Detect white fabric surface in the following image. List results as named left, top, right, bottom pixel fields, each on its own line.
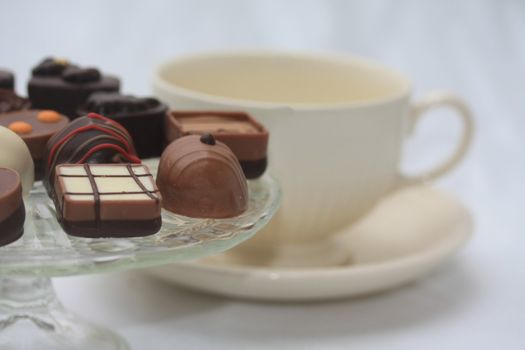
left=1, top=0, right=524, bottom=348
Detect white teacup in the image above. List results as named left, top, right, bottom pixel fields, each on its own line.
left=153, top=51, right=473, bottom=267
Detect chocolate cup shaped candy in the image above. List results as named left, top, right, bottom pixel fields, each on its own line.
left=77, top=92, right=168, bottom=158
left=0, top=168, right=25, bottom=246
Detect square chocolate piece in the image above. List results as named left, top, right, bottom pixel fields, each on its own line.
left=53, top=164, right=162, bottom=238
left=165, top=111, right=269, bottom=179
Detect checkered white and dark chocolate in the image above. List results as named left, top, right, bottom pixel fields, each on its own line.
left=28, top=57, right=120, bottom=118
left=77, top=92, right=168, bottom=158
left=165, top=111, right=269, bottom=179
left=0, top=168, right=25, bottom=246
left=0, top=69, right=14, bottom=91
left=53, top=163, right=161, bottom=238
left=43, top=113, right=141, bottom=196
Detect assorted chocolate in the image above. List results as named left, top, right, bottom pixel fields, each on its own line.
left=52, top=164, right=161, bottom=238
left=157, top=134, right=248, bottom=218
left=77, top=92, right=168, bottom=158
left=0, top=89, right=30, bottom=114
left=165, top=111, right=269, bottom=179
left=43, top=113, right=140, bottom=195
left=28, top=57, right=120, bottom=117
left=0, top=168, right=25, bottom=246
left=0, top=57, right=272, bottom=241
left=0, top=126, right=34, bottom=196
left=0, top=69, right=15, bottom=90
left=0, top=110, right=69, bottom=180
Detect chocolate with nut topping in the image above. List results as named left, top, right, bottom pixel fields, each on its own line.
left=28, top=57, right=120, bottom=118
left=31, top=57, right=71, bottom=76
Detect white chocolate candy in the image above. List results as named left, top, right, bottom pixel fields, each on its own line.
left=54, top=164, right=161, bottom=227
left=0, top=126, right=35, bottom=196
left=58, top=164, right=159, bottom=203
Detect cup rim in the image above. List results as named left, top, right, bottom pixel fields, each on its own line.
left=152, top=50, right=413, bottom=111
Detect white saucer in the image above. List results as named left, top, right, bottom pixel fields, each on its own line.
left=146, top=185, right=473, bottom=301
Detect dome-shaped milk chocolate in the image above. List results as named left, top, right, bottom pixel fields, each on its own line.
left=157, top=135, right=248, bottom=218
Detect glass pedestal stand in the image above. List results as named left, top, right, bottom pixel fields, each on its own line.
left=0, top=167, right=281, bottom=350
left=0, top=277, right=128, bottom=349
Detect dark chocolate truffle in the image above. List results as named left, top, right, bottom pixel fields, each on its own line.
left=43, top=113, right=141, bottom=196
left=165, top=111, right=269, bottom=179
left=31, top=57, right=71, bottom=76
left=0, top=168, right=25, bottom=246
left=0, top=69, right=14, bottom=91
left=77, top=92, right=168, bottom=158
left=53, top=163, right=161, bottom=238
left=157, top=134, right=248, bottom=218
left=0, top=110, right=69, bottom=180
left=0, top=89, right=31, bottom=114
left=28, top=57, right=120, bottom=118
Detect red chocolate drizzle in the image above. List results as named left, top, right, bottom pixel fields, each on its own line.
left=44, top=113, right=141, bottom=196
left=47, top=113, right=140, bottom=167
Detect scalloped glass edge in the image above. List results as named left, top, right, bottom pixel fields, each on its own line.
left=0, top=160, right=281, bottom=277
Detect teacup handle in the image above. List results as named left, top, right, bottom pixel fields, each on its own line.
left=400, top=91, right=474, bottom=185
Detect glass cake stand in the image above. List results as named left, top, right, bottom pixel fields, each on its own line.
left=0, top=159, right=281, bottom=350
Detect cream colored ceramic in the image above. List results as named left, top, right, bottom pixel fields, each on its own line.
left=152, top=51, right=474, bottom=266
left=146, top=185, right=473, bottom=301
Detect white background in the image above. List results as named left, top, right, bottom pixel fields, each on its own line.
left=1, top=0, right=524, bottom=349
